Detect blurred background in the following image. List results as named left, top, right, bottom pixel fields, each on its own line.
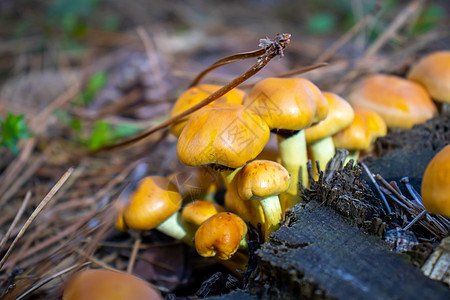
left=0, top=0, right=448, bottom=152
left=0, top=1, right=448, bottom=298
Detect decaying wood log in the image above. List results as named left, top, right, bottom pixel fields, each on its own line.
left=247, top=201, right=450, bottom=299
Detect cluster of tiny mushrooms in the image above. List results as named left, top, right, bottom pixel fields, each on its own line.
left=63, top=34, right=450, bottom=299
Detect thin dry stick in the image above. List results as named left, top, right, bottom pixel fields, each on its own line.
left=0, top=138, right=36, bottom=197
left=0, top=150, right=48, bottom=208
left=15, top=262, right=91, bottom=300
left=0, top=167, right=74, bottom=271
left=0, top=191, right=32, bottom=252
left=127, top=236, right=142, bottom=274
left=75, top=249, right=117, bottom=271
left=136, top=26, right=167, bottom=96
left=363, top=0, right=424, bottom=60
left=32, top=82, right=81, bottom=134
left=4, top=209, right=97, bottom=270
left=334, top=0, right=425, bottom=93
left=95, top=33, right=291, bottom=152
left=359, top=162, right=391, bottom=214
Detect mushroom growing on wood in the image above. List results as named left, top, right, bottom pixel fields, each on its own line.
left=407, top=51, right=450, bottom=113
left=244, top=77, right=328, bottom=211
left=121, top=176, right=194, bottom=244
left=421, top=144, right=450, bottom=218
left=305, top=91, right=354, bottom=176
left=194, top=212, right=248, bottom=260
left=332, top=109, right=387, bottom=164
left=177, top=102, right=270, bottom=228
left=63, top=269, right=163, bottom=300
left=181, top=200, right=224, bottom=227
left=347, top=74, right=437, bottom=129
left=236, top=159, right=289, bottom=238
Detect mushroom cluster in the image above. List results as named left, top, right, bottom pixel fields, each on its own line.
left=110, top=50, right=450, bottom=293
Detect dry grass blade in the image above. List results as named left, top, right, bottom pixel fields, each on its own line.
left=15, top=262, right=90, bottom=300
left=127, top=235, right=141, bottom=274
left=0, top=167, right=74, bottom=271
left=0, top=191, right=32, bottom=252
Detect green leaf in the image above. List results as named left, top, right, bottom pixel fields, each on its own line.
left=73, top=71, right=108, bottom=106
left=409, top=4, right=445, bottom=35
left=88, top=119, right=113, bottom=151
left=0, top=113, right=33, bottom=155
left=307, top=13, right=337, bottom=34
left=112, top=123, right=140, bottom=140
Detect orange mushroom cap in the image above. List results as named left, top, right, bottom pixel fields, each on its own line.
left=181, top=200, right=224, bottom=227
left=177, top=103, right=270, bottom=169
left=194, top=212, right=247, bottom=260
left=407, top=51, right=450, bottom=104
left=332, top=109, right=387, bottom=151
left=347, top=74, right=437, bottom=129
left=169, top=84, right=246, bottom=137
left=305, top=92, right=354, bottom=144
left=123, top=176, right=182, bottom=230
left=63, top=269, right=163, bottom=300
left=245, top=77, right=329, bottom=131
left=236, top=160, right=290, bottom=200
left=421, top=145, right=450, bottom=218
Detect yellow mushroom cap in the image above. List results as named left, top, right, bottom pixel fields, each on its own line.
left=123, top=176, right=181, bottom=230
left=237, top=160, right=290, bottom=200
left=347, top=74, right=437, bottom=129
left=169, top=84, right=246, bottom=137
left=177, top=103, right=270, bottom=169
left=194, top=212, right=247, bottom=260
left=421, top=145, right=450, bottom=218
left=332, top=109, right=387, bottom=151
left=407, top=51, right=450, bottom=104
left=181, top=200, right=224, bottom=227
left=305, top=92, right=354, bottom=144
left=63, top=269, right=163, bottom=300
left=245, top=77, right=329, bottom=131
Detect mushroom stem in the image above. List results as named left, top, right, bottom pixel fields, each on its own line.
left=156, top=212, right=194, bottom=245
left=344, top=150, right=360, bottom=166
left=277, top=130, right=308, bottom=211
left=308, top=137, right=335, bottom=178
left=259, top=195, right=283, bottom=239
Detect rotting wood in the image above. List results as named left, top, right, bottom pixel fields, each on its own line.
left=247, top=201, right=450, bottom=299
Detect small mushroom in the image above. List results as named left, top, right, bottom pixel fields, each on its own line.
left=236, top=160, right=289, bottom=238
left=407, top=51, right=450, bottom=113
left=194, top=212, right=248, bottom=260
left=63, top=269, right=163, bottom=300
left=305, top=92, right=354, bottom=176
left=347, top=74, right=437, bottom=129
left=181, top=200, right=224, bottom=227
left=121, top=176, right=193, bottom=244
left=332, top=109, right=387, bottom=164
left=421, top=144, right=450, bottom=218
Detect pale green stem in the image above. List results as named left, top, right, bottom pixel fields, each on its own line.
left=259, top=195, right=282, bottom=239
left=277, top=130, right=308, bottom=211
left=156, top=212, right=194, bottom=245
left=308, top=137, right=335, bottom=179
left=344, top=150, right=360, bottom=166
